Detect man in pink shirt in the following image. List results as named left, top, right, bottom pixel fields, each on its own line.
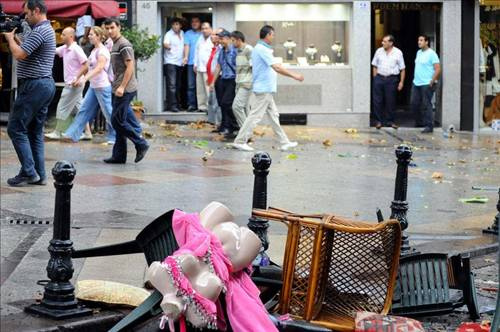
left=45, top=27, right=88, bottom=139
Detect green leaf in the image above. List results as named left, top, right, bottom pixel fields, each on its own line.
left=286, top=154, right=298, bottom=160
left=458, top=196, right=489, bottom=204
left=121, top=26, right=161, bottom=63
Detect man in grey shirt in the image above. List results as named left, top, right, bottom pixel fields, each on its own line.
left=103, top=18, right=149, bottom=164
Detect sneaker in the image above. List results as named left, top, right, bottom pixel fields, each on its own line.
left=421, top=127, right=433, bottom=134
left=80, top=132, right=93, bottom=140
left=280, top=141, right=298, bottom=151
left=232, top=143, right=255, bottom=151
left=7, top=174, right=40, bottom=187
left=30, top=177, right=47, bottom=185
left=45, top=131, right=61, bottom=140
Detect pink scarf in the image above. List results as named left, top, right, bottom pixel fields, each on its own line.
left=171, top=209, right=278, bottom=332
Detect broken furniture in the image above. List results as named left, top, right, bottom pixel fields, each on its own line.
left=391, top=253, right=480, bottom=320
left=253, top=207, right=402, bottom=331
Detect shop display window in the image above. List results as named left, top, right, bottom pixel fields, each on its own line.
left=235, top=4, right=351, bottom=66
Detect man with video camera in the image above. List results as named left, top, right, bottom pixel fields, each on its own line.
left=3, top=0, right=55, bottom=187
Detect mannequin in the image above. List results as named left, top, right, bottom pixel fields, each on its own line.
left=305, top=44, right=318, bottom=62
left=200, top=201, right=261, bottom=271
left=331, top=41, right=343, bottom=63
left=146, top=256, right=222, bottom=328
left=146, top=202, right=262, bottom=329
left=283, top=38, right=297, bottom=61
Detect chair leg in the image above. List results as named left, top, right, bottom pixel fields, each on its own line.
left=461, top=255, right=480, bottom=320
left=109, top=290, right=163, bottom=332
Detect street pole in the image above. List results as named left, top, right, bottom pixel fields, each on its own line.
left=25, top=161, right=92, bottom=319
left=483, top=188, right=499, bottom=236
left=390, top=144, right=414, bottom=256
left=247, top=152, right=272, bottom=266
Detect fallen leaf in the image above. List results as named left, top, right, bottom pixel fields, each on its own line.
left=322, top=139, right=332, bottom=147
left=192, top=140, right=209, bottom=149
left=286, top=154, right=298, bottom=160
left=459, top=196, right=489, bottom=204
left=253, top=129, right=265, bottom=136
left=353, top=211, right=360, bottom=217
left=432, top=172, right=443, bottom=179
left=159, top=146, right=167, bottom=152
left=144, top=131, right=154, bottom=139
left=344, top=128, right=358, bottom=134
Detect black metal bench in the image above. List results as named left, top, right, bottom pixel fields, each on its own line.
left=391, top=252, right=479, bottom=320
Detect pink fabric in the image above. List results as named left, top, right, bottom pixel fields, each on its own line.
left=88, top=45, right=111, bottom=88
left=56, top=42, right=87, bottom=84
left=171, top=209, right=278, bottom=332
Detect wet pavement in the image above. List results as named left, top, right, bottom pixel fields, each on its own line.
left=0, top=122, right=499, bottom=330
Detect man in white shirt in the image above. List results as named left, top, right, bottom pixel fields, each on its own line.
left=371, top=34, right=406, bottom=129
left=163, top=17, right=184, bottom=112
left=193, top=22, right=213, bottom=113
left=45, top=27, right=87, bottom=140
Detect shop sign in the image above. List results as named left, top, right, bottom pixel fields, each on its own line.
left=372, top=3, right=441, bottom=11
left=118, top=2, right=127, bottom=21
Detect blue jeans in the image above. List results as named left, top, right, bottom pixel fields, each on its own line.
left=186, top=64, right=197, bottom=108
left=411, top=84, right=435, bottom=129
left=8, top=77, right=55, bottom=179
left=111, top=91, right=148, bottom=161
left=65, top=86, right=115, bottom=142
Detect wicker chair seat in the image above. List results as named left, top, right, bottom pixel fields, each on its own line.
left=253, top=207, right=402, bottom=331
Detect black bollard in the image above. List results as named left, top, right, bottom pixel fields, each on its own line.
left=247, top=152, right=272, bottom=266
left=390, top=144, right=414, bottom=256
left=483, top=188, right=499, bottom=235
left=25, top=161, right=92, bottom=319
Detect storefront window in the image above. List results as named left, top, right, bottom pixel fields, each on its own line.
left=479, top=3, right=500, bottom=129
left=235, top=4, right=351, bottom=66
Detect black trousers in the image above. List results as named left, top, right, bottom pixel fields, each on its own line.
left=215, top=78, right=238, bottom=132
left=164, top=64, right=181, bottom=111
left=111, top=91, right=148, bottom=162
left=372, top=74, right=399, bottom=125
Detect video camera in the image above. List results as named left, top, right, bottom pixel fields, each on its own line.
left=0, top=4, right=24, bottom=34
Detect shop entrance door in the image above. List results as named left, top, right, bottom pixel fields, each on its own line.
left=161, top=5, right=213, bottom=111
left=371, top=3, right=441, bottom=128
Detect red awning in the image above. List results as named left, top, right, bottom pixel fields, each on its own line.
left=1, top=0, right=119, bottom=19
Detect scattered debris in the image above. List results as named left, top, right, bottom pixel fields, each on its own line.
left=143, top=131, right=154, bottom=139
left=322, top=139, right=333, bottom=147
left=286, top=154, right=298, bottom=160
left=458, top=196, right=489, bottom=204
left=188, top=121, right=206, bottom=130
left=409, top=162, right=418, bottom=167
left=344, top=128, right=357, bottom=134
left=253, top=129, right=265, bottom=137
left=192, top=140, right=209, bottom=149
left=431, top=172, right=443, bottom=180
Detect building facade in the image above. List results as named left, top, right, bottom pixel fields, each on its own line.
left=134, top=0, right=495, bottom=131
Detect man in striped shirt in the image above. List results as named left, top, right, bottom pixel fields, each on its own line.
left=3, top=0, right=56, bottom=186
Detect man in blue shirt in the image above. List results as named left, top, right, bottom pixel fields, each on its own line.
left=3, top=0, right=56, bottom=186
left=183, top=16, right=201, bottom=112
left=411, top=35, right=441, bottom=133
left=210, top=29, right=239, bottom=139
left=232, top=25, right=304, bottom=152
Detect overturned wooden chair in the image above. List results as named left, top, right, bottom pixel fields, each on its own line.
left=253, top=207, right=402, bottom=331
left=391, top=252, right=480, bottom=320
